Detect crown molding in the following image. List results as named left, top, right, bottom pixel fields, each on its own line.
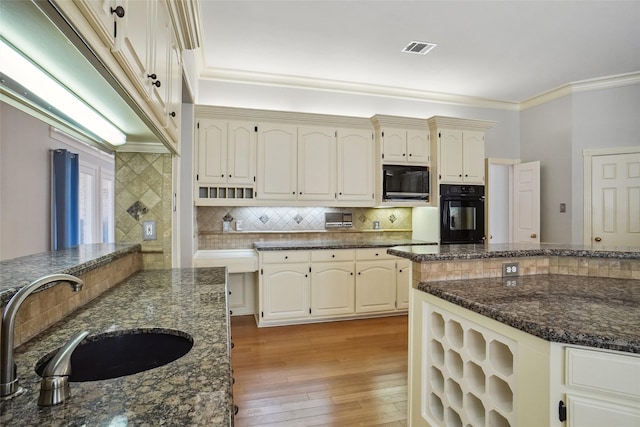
left=519, top=72, right=640, bottom=111
left=198, top=67, right=521, bottom=111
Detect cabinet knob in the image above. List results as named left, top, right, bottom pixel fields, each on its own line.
left=402, top=153, right=406, bottom=157
left=399, top=269, right=403, bottom=273
left=409, top=153, right=412, bottom=157
left=350, top=272, right=353, bottom=276
left=332, top=254, right=335, bottom=258
left=110, top=6, right=125, bottom=17
left=285, top=256, right=288, bottom=259
left=147, top=73, right=157, bottom=80
left=459, top=174, right=462, bottom=177
left=170, top=112, right=176, bottom=117
left=530, top=233, right=537, bottom=238
left=152, top=80, right=161, bottom=87
left=358, top=272, right=361, bottom=275
left=594, top=236, right=602, bottom=242
left=465, top=174, right=468, bottom=177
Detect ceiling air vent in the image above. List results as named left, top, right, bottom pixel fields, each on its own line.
left=402, top=41, right=437, bottom=55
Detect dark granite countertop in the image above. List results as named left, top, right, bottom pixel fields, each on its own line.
left=388, top=242, right=640, bottom=261
left=0, top=267, right=232, bottom=426
left=254, top=238, right=436, bottom=251
left=0, top=244, right=140, bottom=304
left=418, top=274, right=640, bottom=353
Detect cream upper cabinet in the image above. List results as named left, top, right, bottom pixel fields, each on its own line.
left=147, top=0, right=171, bottom=127
left=337, top=128, right=374, bottom=201
left=438, top=129, right=485, bottom=184
left=379, top=127, right=430, bottom=165
left=257, top=123, right=298, bottom=200
left=165, top=31, right=182, bottom=141
left=227, top=121, right=257, bottom=185
left=115, top=0, right=151, bottom=97
left=75, top=0, right=119, bottom=48
left=297, top=126, right=336, bottom=201
left=197, top=119, right=227, bottom=185
left=196, top=119, right=257, bottom=186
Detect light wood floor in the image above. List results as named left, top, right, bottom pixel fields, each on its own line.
left=230, top=315, right=409, bottom=427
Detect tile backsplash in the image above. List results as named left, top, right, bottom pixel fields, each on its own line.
left=197, top=206, right=412, bottom=232
left=197, top=206, right=413, bottom=250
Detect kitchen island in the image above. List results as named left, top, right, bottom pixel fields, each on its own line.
left=0, top=268, right=233, bottom=426
left=389, top=243, right=640, bottom=427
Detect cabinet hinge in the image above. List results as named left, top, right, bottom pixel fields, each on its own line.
left=309, top=308, right=312, bottom=314
left=309, top=266, right=311, bottom=273
left=113, top=21, right=117, bottom=38
left=335, top=131, right=337, bottom=137
left=439, top=174, right=441, bottom=179
left=382, top=131, right=384, bottom=137
left=261, top=311, right=264, bottom=318
left=254, top=126, right=258, bottom=132
left=253, top=176, right=256, bottom=182
left=196, top=174, right=199, bottom=181
left=558, top=401, right=566, bottom=422
left=197, top=122, right=200, bottom=129
left=382, top=153, right=385, bottom=159
left=260, top=268, right=263, bottom=275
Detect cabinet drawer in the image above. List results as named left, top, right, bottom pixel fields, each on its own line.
left=566, top=348, right=640, bottom=399
left=261, top=250, right=309, bottom=264
left=355, top=247, right=396, bottom=261
left=311, top=249, right=355, bottom=263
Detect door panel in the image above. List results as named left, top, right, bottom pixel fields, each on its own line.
left=513, top=161, right=540, bottom=243
left=591, top=153, right=640, bottom=246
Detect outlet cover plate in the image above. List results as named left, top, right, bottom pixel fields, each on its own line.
left=503, top=262, right=520, bottom=277
left=143, top=220, right=156, bottom=240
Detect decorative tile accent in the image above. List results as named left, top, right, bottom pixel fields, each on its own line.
left=259, top=215, right=269, bottom=224
left=359, top=214, right=367, bottom=223
left=389, top=214, right=397, bottom=223
left=294, top=214, right=304, bottom=224
left=127, top=201, right=148, bottom=220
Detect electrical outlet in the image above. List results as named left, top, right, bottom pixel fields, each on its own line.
left=502, top=262, right=520, bottom=277
left=143, top=220, right=156, bottom=240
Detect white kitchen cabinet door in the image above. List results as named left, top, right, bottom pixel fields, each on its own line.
left=261, top=264, right=310, bottom=321
left=439, top=129, right=464, bottom=182
left=257, top=123, right=298, bottom=200
left=75, top=0, right=118, bottom=48
left=396, top=259, right=411, bottom=310
left=297, top=127, right=336, bottom=200
left=407, top=129, right=430, bottom=165
left=147, top=0, right=170, bottom=127
left=227, top=121, right=256, bottom=185
left=165, top=31, right=182, bottom=142
left=355, top=260, right=396, bottom=313
left=116, top=0, right=152, bottom=98
left=311, top=262, right=355, bottom=316
left=462, top=131, right=485, bottom=184
left=337, top=128, right=374, bottom=202
left=381, top=128, right=407, bottom=163
left=196, top=119, right=227, bottom=185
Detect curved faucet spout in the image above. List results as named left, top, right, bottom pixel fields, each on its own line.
left=0, top=273, right=84, bottom=399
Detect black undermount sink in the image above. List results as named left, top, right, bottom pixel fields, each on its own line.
left=35, top=329, right=194, bottom=382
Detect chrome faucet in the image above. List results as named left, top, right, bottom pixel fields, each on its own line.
left=38, top=330, right=89, bottom=406
left=0, top=274, right=83, bottom=400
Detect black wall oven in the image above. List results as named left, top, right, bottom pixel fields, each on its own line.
left=440, top=184, right=485, bottom=244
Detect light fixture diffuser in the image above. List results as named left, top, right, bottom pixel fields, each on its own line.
left=0, top=40, right=126, bottom=146
left=402, top=41, right=437, bottom=55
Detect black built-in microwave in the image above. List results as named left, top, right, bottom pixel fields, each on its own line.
left=382, top=165, right=430, bottom=201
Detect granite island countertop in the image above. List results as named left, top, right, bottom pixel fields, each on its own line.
left=254, top=238, right=436, bottom=251
left=0, top=268, right=233, bottom=426
left=388, top=242, right=640, bottom=260
left=418, top=274, right=640, bottom=354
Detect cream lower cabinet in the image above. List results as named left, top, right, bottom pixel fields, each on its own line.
left=355, top=248, right=398, bottom=313
left=259, top=251, right=310, bottom=322
left=554, top=345, right=640, bottom=427
left=396, top=258, right=411, bottom=310
left=311, top=262, right=355, bottom=316
left=228, top=273, right=256, bottom=316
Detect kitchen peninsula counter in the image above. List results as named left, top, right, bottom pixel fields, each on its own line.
left=0, top=268, right=232, bottom=426
left=0, top=243, right=140, bottom=304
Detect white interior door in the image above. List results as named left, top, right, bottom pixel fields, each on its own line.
left=513, top=161, right=540, bottom=243
left=591, top=153, right=640, bottom=247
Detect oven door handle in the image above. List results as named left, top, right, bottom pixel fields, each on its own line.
left=442, top=202, right=450, bottom=229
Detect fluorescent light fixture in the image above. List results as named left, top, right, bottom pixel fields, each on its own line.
left=0, top=40, right=126, bottom=146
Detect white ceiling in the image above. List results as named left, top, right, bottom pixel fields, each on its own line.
left=198, top=0, right=640, bottom=104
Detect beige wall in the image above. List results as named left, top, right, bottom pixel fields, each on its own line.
left=115, top=152, right=172, bottom=269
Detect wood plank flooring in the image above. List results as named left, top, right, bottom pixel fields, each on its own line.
left=230, top=315, right=409, bottom=427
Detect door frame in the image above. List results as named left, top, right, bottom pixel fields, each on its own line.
left=485, top=158, right=520, bottom=243
left=582, top=146, right=640, bottom=246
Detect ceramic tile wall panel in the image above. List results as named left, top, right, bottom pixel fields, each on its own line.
left=115, top=153, right=172, bottom=269
left=417, top=256, right=639, bottom=283
left=13, top=252, right=142, bottom=346
left=197, top=206, right=411, bottom=232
